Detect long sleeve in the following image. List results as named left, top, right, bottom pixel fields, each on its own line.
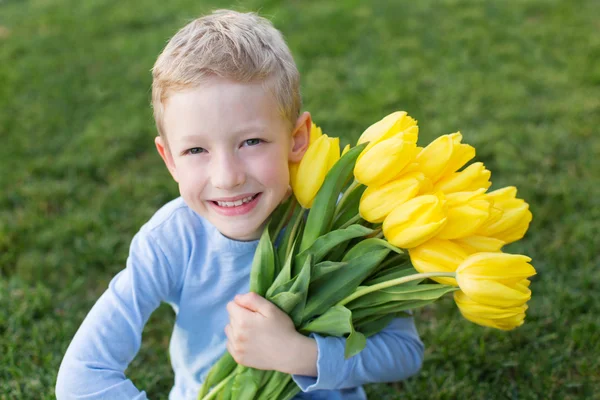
left=291, top=317, right=424, bottom=392
left=56, top=231, right=180, bottom=400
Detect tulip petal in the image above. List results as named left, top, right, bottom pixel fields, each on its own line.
left=354, top=138, right=417, bottom=186
left=409, top=239, right=468, bottom=285
left=457, top=277, right=531, bottom=308
left=457, top=252, right=536, bottom=280
left=386, top=219, right=447, bottom=249
left=453, top=235, right=505, bottom=253
left=359, top=174, right=422, bottom=223
left=293, top=134, right=340, bottom=208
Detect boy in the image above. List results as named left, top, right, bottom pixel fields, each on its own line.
left=56, top=10, right=424, bottom=400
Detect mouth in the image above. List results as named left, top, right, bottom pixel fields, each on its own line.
left=208, top=193, right=262, bottom=216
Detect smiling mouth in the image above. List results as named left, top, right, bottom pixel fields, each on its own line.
left=211, top=193, right=260, bottom=208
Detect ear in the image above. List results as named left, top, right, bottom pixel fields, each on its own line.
left=155, top=136, right=179, bottom=183
left=289, top=111, right=311, bottom=163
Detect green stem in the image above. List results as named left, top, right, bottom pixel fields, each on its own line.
left=284, top=207, right=305, bottom=261
left=337, top=272, right=457, bottom=306
left=334, top=179, right=361, bottom=218
left=338, top=213, right=362, bottom=230
left=200, top=371, right=236, bottom=400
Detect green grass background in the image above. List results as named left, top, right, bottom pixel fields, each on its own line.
left=1, top=0, right=599, bottom=398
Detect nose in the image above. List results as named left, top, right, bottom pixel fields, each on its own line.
left=210, top=151, right=246, bottom=190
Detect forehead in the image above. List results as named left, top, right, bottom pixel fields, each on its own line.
left=162, top=78, right=289, bottom=141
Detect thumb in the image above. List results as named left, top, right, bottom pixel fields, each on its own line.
left=234, top=292, right=273, bottom=316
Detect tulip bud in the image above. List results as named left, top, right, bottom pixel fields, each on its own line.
left=290, top=134, right=340, bottom=208
left=359, top=172, right=425, bottom=223
left=437, top=189, right=492, bottom=240
left=354, top=137, right=417, bottom=186
left=408, top=238, right=469, bottom=285
left=454, top=290, right=528, bottom=330
left=477, top=186, right=532, bottom=244
left=357, top=111, right=419, bottom=154
left=433, top=162, right=492, bottom=194
left=382, top=193, right=447, bottom=249
left=455, top=252, right=536, bottom=308
left=416, top=132, right=475, bottom=183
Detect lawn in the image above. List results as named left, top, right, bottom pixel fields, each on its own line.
left=1, top=0, right=599, bottom=398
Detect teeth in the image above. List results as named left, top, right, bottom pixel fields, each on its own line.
left=216, top=195, right=256, bottom=207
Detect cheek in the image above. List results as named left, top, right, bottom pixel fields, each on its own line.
left=250, top=152, right=290, bottom=188
left=174, top=162, right=207, bottom=192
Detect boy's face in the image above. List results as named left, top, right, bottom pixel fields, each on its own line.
left=156, top=78, right=309, bottom=241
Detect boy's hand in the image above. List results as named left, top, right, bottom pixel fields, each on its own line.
left=225, top=292, right=317, bottom=376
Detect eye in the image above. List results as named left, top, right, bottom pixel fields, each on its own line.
left=243, top=138, right=263, bottom=147
left=186, top=147, right=206, bottom=155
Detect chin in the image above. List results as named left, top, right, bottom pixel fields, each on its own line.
left=216, top=222, right=263, bottom=241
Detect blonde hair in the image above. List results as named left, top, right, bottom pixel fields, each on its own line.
left=151, top=10, right=301, bottom=138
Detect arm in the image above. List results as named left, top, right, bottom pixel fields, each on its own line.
left=55, top=232, right=179, bottom=400
left=291, top=316, right=424, bottom=391
left=224, top=293, right=423, bottom=390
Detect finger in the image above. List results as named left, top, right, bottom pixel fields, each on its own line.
left=226, top=339, right=236, bottom=359
left=227, top=301, right=255, bottom=323
left=234, top=292, right=275, bottom=317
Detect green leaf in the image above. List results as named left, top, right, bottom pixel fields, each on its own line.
left=354, top=314, right=397, bottom=337
left=198, top=351, right=237, bottom=399
left=331, top=183, right=367, bottom=231
left=342, top=237, right=403, bottom=261
left=364, top=266, right=421, bottom=286
left=352, top=299, right=442, bottom=320
left=345, top=329, right=367, bottom=359
left=300, top=143, right=368, bottom=253
left=295, top=224, right=373, bottom=267
left=347, top=284, right=458, bottom=310
left=289, top=254, right=312, bottom=326
left=216, top=375, right=233, bottom=400
left=269, top=291, right=303, bottom=314
left=276, top=204, right=305, bottom=265
left=268, top=196, right=296, bottom=241
left=249, top=228, right=275, bottom=297
left=302, top=247, right=390, bottom=321
left=255, top=371, right=291, bottom=400
left=265, top=239, right=296, bottom=298
left=366, top=253, right=410, bottom=280
left=231, top=366, right=263, bottom=400
left=310, top=260, right=348, bottom=283
left=301, top=305, right=353, bottom=336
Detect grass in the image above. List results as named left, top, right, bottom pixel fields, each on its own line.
left=1, top=0, right=599, bottom=398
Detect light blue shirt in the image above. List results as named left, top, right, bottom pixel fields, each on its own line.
left=56, top=197, right=424, bottom=400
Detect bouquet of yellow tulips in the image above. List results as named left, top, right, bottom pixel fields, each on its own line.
left=198, top=111, right=535, bottom=400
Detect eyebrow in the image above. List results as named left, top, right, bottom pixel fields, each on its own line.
left=180, top=127, right=267, bottom=142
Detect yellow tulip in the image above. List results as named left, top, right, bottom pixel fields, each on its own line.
left=382, top=193, right=447, bottom=249
left=455, top=252, right=536, bottom=308
left=433, top=162, right=491, bottom=194
left=437, top=189, right=492, bottom=240
left=453, top=235, right=505, bottom=253
left=408, top=238, right=469, bottom=285
left=359, top=172, right=425, bottom=223
left=477, top=186, right=532, bottom=244
left=354, top=137, right=418, bottom=186
left=454, top=290, right=527, bottom=330
left=416, top=132, right=475, bottom=183
left=357, top=111, right=419, bottom=155
left=290, top=134, right=340, bottom=208
left=309, top=122, right=323, bottom=145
